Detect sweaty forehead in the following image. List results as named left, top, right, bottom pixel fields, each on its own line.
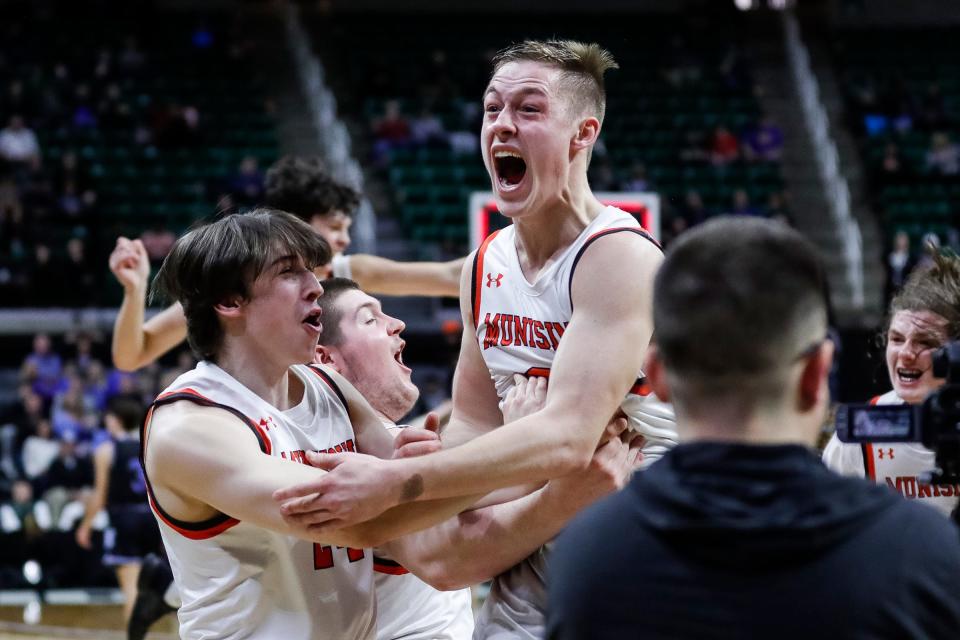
left=487, top=61, right=562, bottom=96
left=340, top=289, right=380, bottom=317
left=890, top=309, right=949, bottom=337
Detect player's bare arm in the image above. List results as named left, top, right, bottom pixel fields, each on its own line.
left=275, top=233, right=662, bottom=526
left=146, top=401, right=479, bottom=549
left=75, top=440, right=114, bottom=550
left=382, top=425, right=641, bottom=591
left=349, top=255, right=465, bottom=298
left=109, top=237, right=187, bottom=371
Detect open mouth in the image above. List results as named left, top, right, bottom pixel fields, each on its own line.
left=303, top=308, right=323, bottom=332
left=494, top=151, right=527, bottom=189
left=394, top=341, right=410, bottom=371
left=897, top=368, right=922, bottom=383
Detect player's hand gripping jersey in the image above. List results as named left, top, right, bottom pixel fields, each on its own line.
left=472, top=206, right=677, bottom=463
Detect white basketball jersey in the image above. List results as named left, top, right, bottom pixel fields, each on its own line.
left=470, top=207, right=677, bottom=639
left=471, top=205, right=677, bottom=461
left=374, top=424, right=474, bottom=640
left=142, top=361, right=376, bottom=640
left=822, top=390, right=959, bottom=517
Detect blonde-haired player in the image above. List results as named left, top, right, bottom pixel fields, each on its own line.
left=275, top=40, right=676, bottom=639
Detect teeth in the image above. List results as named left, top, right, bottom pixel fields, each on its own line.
left=494, top=151, right=523, bottom=159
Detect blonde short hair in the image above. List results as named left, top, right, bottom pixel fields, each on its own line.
left=492, top=39, right=619, bottom=124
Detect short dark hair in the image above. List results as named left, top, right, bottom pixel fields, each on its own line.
left=654, top=217, right=828, bottom=410
left=317, top=277, right=362, bottom=347
left=153, top=209, right=331, bottom=362
left=888, top=247, right=960, bottom=341
left=106, top=397, right=144, bottom=433
left=264, top=156, right=360, bottom=221
left=492, top=40, right=618, bottom=125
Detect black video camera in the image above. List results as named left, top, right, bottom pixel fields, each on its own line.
left=834, top=342, right=960, bottom=486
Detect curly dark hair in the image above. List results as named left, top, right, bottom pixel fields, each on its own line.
left=264, top=156, right=361, bottom=221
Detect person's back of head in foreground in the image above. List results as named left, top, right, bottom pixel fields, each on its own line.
left=547, top=216, right=960, bottom=640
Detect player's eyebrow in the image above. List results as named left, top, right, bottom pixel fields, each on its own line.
left=483, top=86, right=548, bottom=101
left=354, top=301, right=382, bottom=318
left=268, top=254, right=298, bottom=269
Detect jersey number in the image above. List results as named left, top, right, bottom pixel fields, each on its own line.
left=313, top=544, right=365, bottom=570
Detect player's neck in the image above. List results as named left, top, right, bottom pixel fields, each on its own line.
left=513, top=186, right=605, bottom=274
left=680, top=410, right=820, bottom=448
left=216, top=344, right=302, bottom=410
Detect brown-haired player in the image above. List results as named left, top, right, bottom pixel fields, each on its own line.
left=274, top=40, right=676, bottom=638
left=140, top=209, right=479, bottom=639
left=108, top=156, right=464, bottom=372
left=823, top=246, right=960, bottom=516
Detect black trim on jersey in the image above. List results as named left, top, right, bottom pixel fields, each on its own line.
left=860, top=443, right=872, bottom=478
left=470, top=247, right=481, bottom=325
left=306, top=365, right=349, bottom=413
left=567, top=228, right=663, bottom=311
left=372, top=555, right=405, bottom=568
left=139, top=391, right=269, bottom=533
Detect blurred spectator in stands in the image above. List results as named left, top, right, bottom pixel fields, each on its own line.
left=917, top=83, right=947, bottom=131
left=765, top=191, right=792, bottom=226
left=140, top=224, right=177, bottom=268
left=227, top=155, right=265, bottom=208
left=153, top=103, right=202, bottom=149
left=118, top=36, right=145, bottom=72
left=662, top=215, right=689, bottom=248
left=72, top=84, right=98, bottom=130
left=925, top=132, right=960, bottom=176
left=915, top=232, right=942, bottom=273
left=678, top=190, right=710, bottom=226
left=51, top=370, right=93, bottom=442
left=0, top=480, right=52, bottom=534
left=663, top=36, right=702, bottom=88
left=879, top=76, right=915, bottom=134
left=21, top=419, right=59, bottom=483
left=623, top=163, right=652, bottom=192
left=36, top=433, right=92, bottom=497
left=84, top=362, right=112, bottom=412
left=22, top=334, right=62, bottom=401
left=709, top=126, right=739, bottom=166
left=372, top=99, right=411, bottom=162
left=25, top=244, right=60, bottom=307
left=679, top=129, right=709, bottom=163
left=885, top=230, right=915, bottom=302
left=63, top=237, right=97, bottom=306
left=410, top=106, right=447, bottom=149
left=588, top=158, right=619, bottom=191
left=2, top=81, right=32, bottom=118
left=743, top=117, right=783, bottom=162
left=718, top=44, right=751, bottom=93
left=724, top=189, right=761, bottom=217
left=876, top=142, right=906, bottom=184
left=0, top=115, right=40, bottom=170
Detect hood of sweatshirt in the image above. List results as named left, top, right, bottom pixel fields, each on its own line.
left=633, top=442, right=897, bottom=570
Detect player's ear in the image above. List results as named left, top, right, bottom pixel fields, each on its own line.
left=314, top=345, right=343, bottom=373
left=797, top=339, right=834, bottom=412
left=571, top=115, right=601, bottom=153
left=214, top=295, right=245, bottom=319
left=643, top=344, right=671, bottom=402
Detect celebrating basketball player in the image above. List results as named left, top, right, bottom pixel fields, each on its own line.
left=275, top=40, right=677, bottom=638
left=109, top=156, right=463, bottom=372
left=313, top=278, right=641, bottom=639
left=141, top=209, right=479, bottom=639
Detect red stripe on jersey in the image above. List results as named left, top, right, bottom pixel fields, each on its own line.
left=147, top=492, right=240, bottom=540
left=630, top=380, right=652, bottom=396
left=863, top=444, right=877, bottom=481
left=869, top=395, right=882, bottom=406
left=373, top=557, right=410, bottom=575
left=472, top=229, right=502, bottom=329
left=525, top=367, right=551, bottom=378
